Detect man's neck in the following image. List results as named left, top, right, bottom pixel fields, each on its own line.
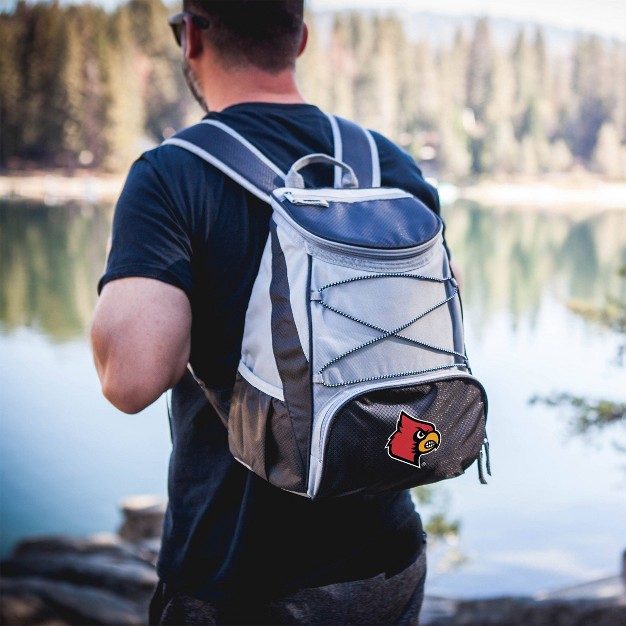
left=201, top=61, right=307, bottom=113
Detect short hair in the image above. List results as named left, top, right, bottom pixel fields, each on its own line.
left=183, top=0, right=305, bottom=73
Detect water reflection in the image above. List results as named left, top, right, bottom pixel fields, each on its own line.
left=442, top=202, right=626, bottom=335
left=3, top=200, right=624, bottom=342
left=0, top=200, right=113, bottom=340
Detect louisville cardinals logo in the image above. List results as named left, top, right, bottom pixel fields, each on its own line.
left=386, top=412, right=441, bottom=468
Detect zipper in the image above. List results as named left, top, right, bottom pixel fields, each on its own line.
left=316, top=392, right=355, bottom=458
left=283, top=191, right=329, bottom=208
left=280, top=187, right=413, bottom=204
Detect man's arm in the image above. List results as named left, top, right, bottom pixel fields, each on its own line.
left=90, top=277, right=192, bottom=414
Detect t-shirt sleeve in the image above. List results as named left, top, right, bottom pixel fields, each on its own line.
left=372, top=131, right=451, bottom=258
left=98, top=152, right=195, bottom=298
left=372, top=131, right=441, bottom=216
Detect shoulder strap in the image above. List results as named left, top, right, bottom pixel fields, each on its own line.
left=163, top=120, right=285, bottom=203
left=327, top=114, right=381, bottom=188
left=163, top=115, right=381, bottom=198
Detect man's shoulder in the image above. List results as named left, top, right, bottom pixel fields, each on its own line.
left=130, top=138, right=228, bottom=203
left=365, top=129, right=439, bottom=212
left=140, top=138, right=213, bottom=173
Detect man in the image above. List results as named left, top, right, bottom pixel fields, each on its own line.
left=91, top=1, right=442, bottom=623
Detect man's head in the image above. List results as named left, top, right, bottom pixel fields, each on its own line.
left=180, top=0, right=305, bottom=73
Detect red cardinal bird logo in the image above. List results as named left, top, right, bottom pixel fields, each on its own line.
left=387, top=412, right=441, bottom=468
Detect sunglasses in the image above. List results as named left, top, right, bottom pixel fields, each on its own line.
left=168, top=12, right=210, bottom=47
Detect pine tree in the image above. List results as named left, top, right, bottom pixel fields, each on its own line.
left=102, top=4, right=145, bottom=171
left=350, top=12, right=378, bottom=126
left=592, top=122, right=625, bottom=178
left=127, top=0, right=190, bottom=141
left=570, top=35, right=610, bottom=162
left=410, top=39, right=439, bottom=132
left=58, top=8, right=86, bottom=169
left=0, top=8, right=25, bottom=168
left=296, top=11, right=332, bottom=111
left=466, top=18, right=495, bottom=173
left=482, top=45, right=517, bottom=174
left=608, top=42, right=626, bottom=145
left=550, top=139, right=574, bottom=173
left=369, top=15, right=405, bottom=138
left=466, top=17, right=494, bottom=124
left=436, top=111, right=472, bottom=180
left=328, top=13, right=356, bottom=119
left=432, top=28, right=471, bottom=180
left=74, top=4, right=110, bottom=168
left=21, top=1, right=69, bottom=164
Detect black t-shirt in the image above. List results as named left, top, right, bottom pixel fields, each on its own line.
left=100, top=103, right=440, bottom=604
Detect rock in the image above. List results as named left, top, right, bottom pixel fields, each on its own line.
left=422, top=596, right=626, bottom=626
left=0, top=586, right=72, bottom=626
left=419, top=595, right=459, bottom=625
left=0, top=577, right=146, bottom=625
left=11, top=533, right=154, bottom=565
left=118, top=495, right=167, bottom=542
left=6, top=533, right=160, bottom=592
left=3, top=496, right=620, bottom=626
left=2, top=551, right=157, bottom=602
left=0, top=498, right=167, bottom=626
left=0, top=532, right=158, bottom=625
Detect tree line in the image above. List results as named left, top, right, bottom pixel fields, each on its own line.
left=0, top=0, right=192, bottom=173
left=1, top=0, right=626, bottom=181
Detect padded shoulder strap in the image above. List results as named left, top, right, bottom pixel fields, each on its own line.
left=163, top=119, right=285, bottom=203
left=327, top=114, right=381, bottom=188
left=163, top=116, right=381, bottom=196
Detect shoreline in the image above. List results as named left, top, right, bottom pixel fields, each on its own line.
left=1, top=497, right=624, bottom=625
left=0, top=172, right=126, bottom=204
left=451, top=180, right=626, bottom=211
left=1, top=171, right=626, bottom=210
left=2, top=533, right=624, bottom=626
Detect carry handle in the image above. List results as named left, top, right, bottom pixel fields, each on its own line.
left=285, top=153, right=359, bottom=189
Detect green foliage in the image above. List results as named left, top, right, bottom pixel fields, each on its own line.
left=530, top=267, right=625, bottom=447
left=424, top=513, right=461, bottom=539
left=1, top=2, right=626, bottom=178
left=567, top=272, right=626, bottom=366
left=0, top=0, right=196, bottom=173
left=413, top=486, right=461, bottom=541
left=0, top=12, right=24, bottom=167
left=568, top=296, right=626, bottom=336
left=530, top=393, right=626, bottom=435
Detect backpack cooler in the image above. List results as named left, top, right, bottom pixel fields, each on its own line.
left=164, top=115, right=489, bottom=500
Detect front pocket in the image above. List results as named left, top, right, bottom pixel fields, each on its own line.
left=314, top=377, right=487, bottom=499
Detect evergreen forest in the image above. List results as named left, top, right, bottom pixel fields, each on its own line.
left=1, top=0, right=626, bottom=181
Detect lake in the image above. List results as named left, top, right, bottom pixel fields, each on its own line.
left=1, top=196, right=625, bottom=600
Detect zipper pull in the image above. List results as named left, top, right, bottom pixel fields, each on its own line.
left=283, top=191, right=329, bottom=208
left=477, top=437, right=492, bottom=485
left=484, top=437, right=492, bottom=477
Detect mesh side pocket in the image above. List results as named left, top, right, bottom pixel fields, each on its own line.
left=315, top=378, right=486, bottom=499
left=228, top=373, right=308, bottom=494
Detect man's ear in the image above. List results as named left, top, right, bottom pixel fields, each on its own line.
left=296, top=23, right=308, bottom=58
left=183, top=17, right=204, bottom=60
